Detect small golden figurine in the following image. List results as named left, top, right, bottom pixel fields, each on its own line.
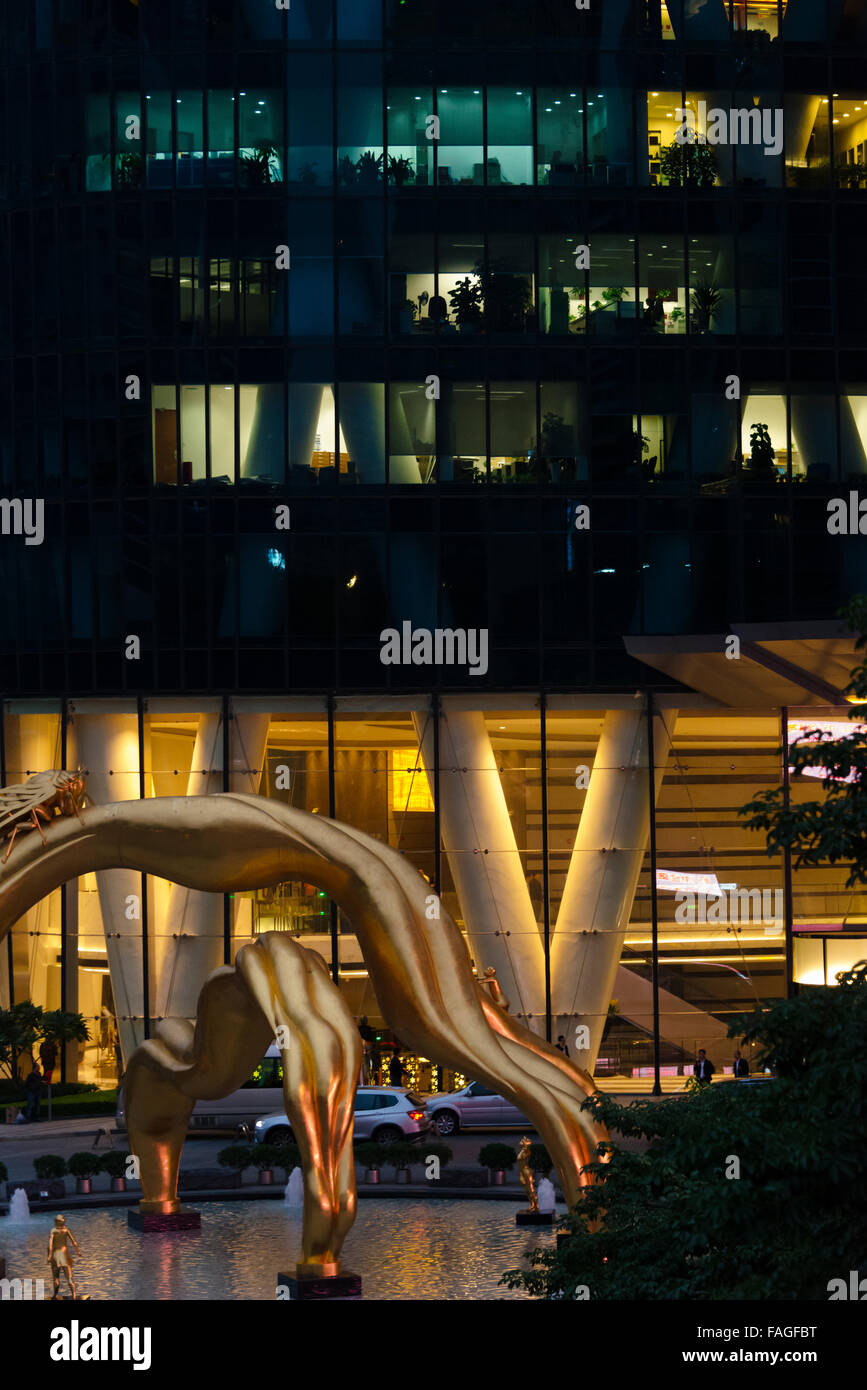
left=517, top=1135, right=539, bottom=1213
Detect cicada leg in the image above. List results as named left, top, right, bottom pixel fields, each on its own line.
left=31, top=806, right=50, bottom=846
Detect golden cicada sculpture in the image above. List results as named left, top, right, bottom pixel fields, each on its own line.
left=0, top=770, right=88, bottom=863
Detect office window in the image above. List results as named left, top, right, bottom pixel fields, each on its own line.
left=437, top=87, right=483, bottom=186
left=387, top=87, right=433, bottom=187
left=207, top=88, right=235, bottom=186
left=287, top=54, right=333, bottom=188
left=440, top=383, right=486, bottom=482
left=388, top=234, right=436, bottom=335
left=790, top=395, right=837, bottom=481
left=438, top=233, right=485, bottom=334
left=588, top=236, right=636, bottom=337
left=740, top=392, right=788, bottom=477
left=539, top=234, right=585, bottom=336
left=688, top=234, right=735, bottom=335
left=389, top=382, right=437, bottom=484
left=175, top=90, right=204, bottom=188
left=843, top=393, right=867, bottom=481
left=339, top=383, right=385, bottom=484
left=338, top=202, right=384, bottom=337
left=738, top=209, right=782, bottom=334
left=586, top=89, right=634, bottom=187
left=114, top=90, right=143, bottom=190
left=537, top=89, right=584, bottom=186
left=145, top=92, right=173, bottom=189
left=540, top=380, right=586, bottom=483
left=337, top=55, right=384, bottom=186
left=483, top=235, right=535, bottom=336
left=239, top=90, right=283, bottom=186
left=486, top=88, right=533, bottom=187
left=831, top=94, right=867, bottom=190
left=638, top=235, right=686, bottom=336
left=490, top=381, right=536, bottom=484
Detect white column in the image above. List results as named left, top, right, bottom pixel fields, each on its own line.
left=551, top=707, right=676, bottom=1070
left=155, top=712, right=271, bottom=1020
left=69, top=712, right=146, bottom=1061
left=413, top=709, right=546, bottom=1026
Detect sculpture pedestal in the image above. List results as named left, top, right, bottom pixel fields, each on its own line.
left=516, top=1211, right=555, bottom=1226
left=277, top=1269, right=362, bottom=1300
left=128, top=1207, right=201, bottom=1233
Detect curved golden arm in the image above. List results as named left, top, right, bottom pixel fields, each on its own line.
left=0, top=793, right=607, bottom=1217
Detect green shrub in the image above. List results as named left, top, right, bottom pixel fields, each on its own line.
left=479, top=1142, right=517, bottom=1172
left=355, top=1142, right=385, bottom=1171
left=527, top=1144, right=553, bottom=1176
left=217, top=1144, right=252, bottom=1173
left=425, top=1142, right=453, bottom=1170
left=385, top=1141, right=415, bottom=1173
left=33, top=1154, right=66, bottom=1180
left=272, top=1143, right=301, bottom=1177
left=99, top=1150, right=129, bottom=1179
left=67, top=1151, right=102, bottom=1179
left=250, top=1144, right=279, bottom=1171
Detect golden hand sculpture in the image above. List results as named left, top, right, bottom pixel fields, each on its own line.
left=0, top=792, right=608, bottom=1274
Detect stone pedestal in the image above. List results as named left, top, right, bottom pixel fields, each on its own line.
left=128, top=1207, right=201, bottom=1233
left=277, top=1269, right=362, bottom=1300
left=516, top=1210, right=555, bottom=1226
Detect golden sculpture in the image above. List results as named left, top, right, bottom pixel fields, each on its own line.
left=517, top=1136, right=539, bottom=1213
left=0, top=770, right=87, bottom=862
left=0, top=791, right=608, bottom=1277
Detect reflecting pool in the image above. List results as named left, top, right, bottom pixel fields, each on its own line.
left=1, top=1200, right=551, bottom=1300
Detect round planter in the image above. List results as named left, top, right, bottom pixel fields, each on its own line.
left=110, top=1177, right=127, bottom=1193
left=365, top=1168, right=380, bottom=1185
left=258, top=1169, right=274, bottom=1186
left=395, top=1169, right=411, bottom=1185
left=491, top=1170, right=505, bottom=1186
left=75, top=1178, right=93, bottom=1195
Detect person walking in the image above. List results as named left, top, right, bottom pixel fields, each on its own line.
left=694, top=1049, right=715, bottom=1086
left=733, top=1048, right=749, bottom=1079
left=555, top=1035, right=570, bottom=1057
left=389, top=1051, right=406, bottom=1088
left=47, top=1215, right=80, bottom=1300
left=23, top=1059, right=43, bottom=1122
left=39, top=1038, right=58, bottom=1085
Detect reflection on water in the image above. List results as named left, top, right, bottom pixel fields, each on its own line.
left=0, top=1200, right=549, bottom=1300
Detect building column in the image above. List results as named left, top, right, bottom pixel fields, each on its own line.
left=155, top=712, right=271, bottom=1021
left=69, top=712, right=147, bottom=1062
left=413, top=709, right=546, bottom=1027
left=550, top=706, right=676, bottom=1071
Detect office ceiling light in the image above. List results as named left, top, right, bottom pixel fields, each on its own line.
left=346, top=575, right=357, bottom=589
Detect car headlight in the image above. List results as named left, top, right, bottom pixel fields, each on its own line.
left=254, top=1120, right=264, bottom=1130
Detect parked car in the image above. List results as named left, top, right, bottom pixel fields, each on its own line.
left=426, top=1081, right=533, bottom=1136
left=253, top=1087, right=431, bottom=1145
left=117, top=1043, right=287, bottom=1133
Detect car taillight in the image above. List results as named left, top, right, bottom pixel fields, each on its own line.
left=408, top=1110, right=424, bottom=1121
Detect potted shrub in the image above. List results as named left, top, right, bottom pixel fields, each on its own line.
left=33, top=1154, right=67, bottom=1181
left=338, top=154, right=358, bottom=186
left=602, top=285, right=626, bottom=314
left=387, top=154, right=415, bottom=187
left=386, top=1141, right=415, bottom=1184
left=99, top=1150, right=130, bottom=1192
left=273, top=1142, right=301, bottom=1181
left=745, top=421, right=778, bottom=482
left=479, top=1142, right=517, bottom=1186
left=668, top=305, right=686, bottom=333
left=355, top=1141, right=384, bottom=1184
left=251, top=1143, right=279, bottom=1186
left=447, top=276, right=483, bottom=333
left=298, top=161, right=318, bottom=186
left=67, top=1151, right=101, bottom=1195
left=527, top=1143, right=554, bottom=1178
left=115, top=152, right=143, bottom=189
left=217, top=1143, right=253, bottom=1186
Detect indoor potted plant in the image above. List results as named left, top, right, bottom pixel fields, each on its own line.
left=216, top=1143, right=253, bottom=1186
left=478, top=1141, right=517, bottom=1186
left=67, top=1151, right=102, bottom=1195
left=659, top=138, right=718, bottom=188
left=355, top=150, right=383, bottom=186
left=387, top=154, right=415, bottom=186
left=447, top=276, right=483, bottom=333
left=690, top=280, right=723, bottom=334
left=99, top=1149, right=130, bottom=1192
left=241, top=142, right=279, bottom=187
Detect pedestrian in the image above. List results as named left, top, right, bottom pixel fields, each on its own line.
left=39, top=1037, right=58, bottom=1085
left=47, top=1215, right=80, bottom=1300
left=526, top=871, right=544, bottom=922
left=694, top=1049, right=715, bottom=1086
left=555, top=1035, right=570, bottom=1057
left=370, top=1037, right=382, bottom=1085
left=389, top=1051, right=406, bottom=1088
left=23, top=1059, right=43, bottom=1122
left=733, top=1048, right=749, bottom=1079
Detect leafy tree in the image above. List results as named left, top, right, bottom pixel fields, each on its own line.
left=502, top=963, right=867, bottom=1299
left=0, top=1002, right=44, bottom=1083
left=40, top=1010, right=90, bottom=1049
left=740, top=596, right=867, bottom=884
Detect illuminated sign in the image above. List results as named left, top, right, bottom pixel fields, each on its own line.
left=787, top=719, right=865, bottom=784
left=656, top=869, right=721, bottom=894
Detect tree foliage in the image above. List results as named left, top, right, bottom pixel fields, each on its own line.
left=502, top=964, right=867, bottom=1299
left=740, top=596, right=867, bottom=885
